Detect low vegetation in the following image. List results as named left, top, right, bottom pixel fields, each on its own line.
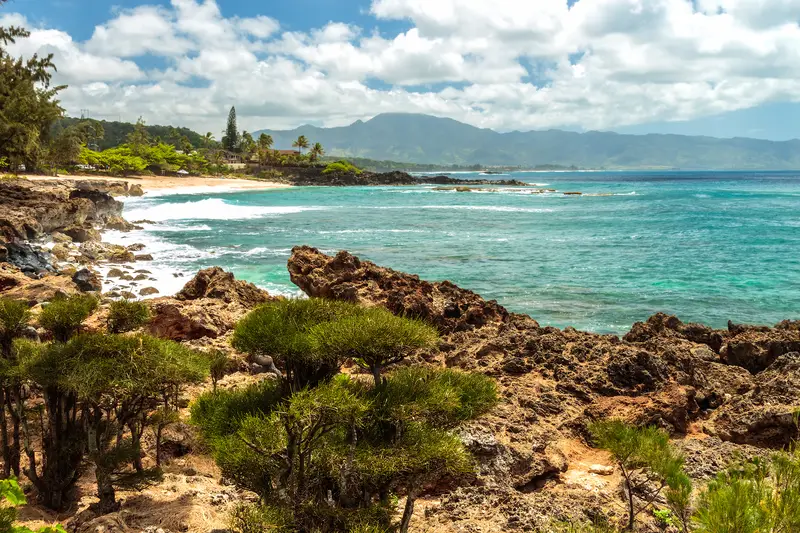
left=322, top=160, right=363, bottom=175
left=194, top=298, right=497, bottom=532
left=106, top=299, right=151, bottom=334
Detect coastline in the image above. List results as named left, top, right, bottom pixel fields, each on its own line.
left=24, top=174, right=290, bottom=193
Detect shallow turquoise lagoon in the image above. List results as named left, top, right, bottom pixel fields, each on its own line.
left=116, top=170, right=800, bottom=333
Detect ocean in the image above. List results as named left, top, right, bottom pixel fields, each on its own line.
left=104, top=170, right=800, bottom=334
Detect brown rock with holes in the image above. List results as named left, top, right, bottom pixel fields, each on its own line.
left=147, top=268, right=274, bottom=341
left=288, top=245, right=511, bottom=333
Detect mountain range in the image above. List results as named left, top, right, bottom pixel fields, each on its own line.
left=255, top=113, right=800, bottom=169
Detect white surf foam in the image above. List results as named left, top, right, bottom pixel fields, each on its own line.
left=125, top=198, right=327, bottom=222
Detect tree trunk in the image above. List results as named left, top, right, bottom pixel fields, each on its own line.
left=399, top=488, right=418, bottom=533
left=95, top=468, right=119, bottom=514
left=371, top=366, right=382, bottom=387
left=0, top=388, right=9, bottom=478
left=621, top=466, right=635, bottom=531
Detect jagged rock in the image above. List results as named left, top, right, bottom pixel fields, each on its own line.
left=50, top=243, right=71, bottom=261
left=51, top=231, right=72, bottom=243
left=127, top=243, right=147, bottom=252
left=4, top=242, right=53, bottom=274
left=624, top=312, right=724, bottom=352
left=0, top=245, right=6, bottom=263
left=0, top=264, right=79, bottom=303
left=705, top=353, right=800, bottom=446
left=139, top=287, right=159, bottom=296
left=148, top=268, right=274, bottom=341
left=62, top=225, right=101, bottom=243
left=72, top=268, right=102, bottom=292
left=288, top=246, right=510, bottom=333
left=104, top=215, right=136, bottom=231
left=720, top=328, right=800, bottom=374
left=176, top=266, right=271, bottom=306
left=80, top=242, right=135, bottom=262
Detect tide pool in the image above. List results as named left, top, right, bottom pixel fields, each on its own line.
left=109, top=170, right=800, bottom=333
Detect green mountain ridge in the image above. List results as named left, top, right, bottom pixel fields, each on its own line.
left=254, top=113, right=800, bottom=169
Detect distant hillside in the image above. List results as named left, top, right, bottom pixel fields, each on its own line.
left=255, top=113, right=800, bottom=169
left=55, top=117, right=209, bottom=151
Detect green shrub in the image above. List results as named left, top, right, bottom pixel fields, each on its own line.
left=322, top=160, right=362, bottom=175
left=207, top=350, right=229, bottom=392
left=0, top=477, right=66, bottom=533
left=38, top=294, right=97, bottom=342
left=589, top=420, right=691, bottom=532
left=230, top=503, right=292, bottom=533
left=191, top=379, right=282, bottom=442
left=693, top=449, right=800, bottom=533
left=106, top=299, right=150, bottom=333
left=232, top=298, right=361, bottom=390
left=309, top=306, right=438, bottom=384
left=0, top=299, right=30, bottom=357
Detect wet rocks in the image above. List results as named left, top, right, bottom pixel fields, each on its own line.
left=72, top=268, right=102, bottom=292
left=139, top=287, right=159, bottom=296
left=134, top=254, right=153, bottom=261
left=62, top=226, right=101, bottom=243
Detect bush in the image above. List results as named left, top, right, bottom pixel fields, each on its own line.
left=322, top=160, right=362, bottom=175
left=38, top=294, right=97, bottom=342
left=309, top=306, right=438, bottom=384
left=230, top=503, right=292, bottom=533
left=0, top=299, right=30, bottom=357
left=693, top=449, right=800, bottom=533
left=589, top=420, right=691, bottom=532
left=0, top=477, right=66, bottom=533
left=232, top=298, right=362, bottom=391
left=207, top=350, right=229, bottom=391
left=106, top=299, right=150, bottom=333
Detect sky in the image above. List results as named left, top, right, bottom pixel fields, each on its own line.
left=3, top=0, right=800, bottom=140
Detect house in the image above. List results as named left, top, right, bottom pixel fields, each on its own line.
left=273, top=149, right=301, bottom=156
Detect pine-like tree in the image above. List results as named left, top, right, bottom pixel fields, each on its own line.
left=222, top=106, right=239, bottom=152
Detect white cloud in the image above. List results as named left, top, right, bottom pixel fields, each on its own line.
left=3, top=0, right=800, bottom=135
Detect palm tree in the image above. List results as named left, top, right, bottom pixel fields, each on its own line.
left=292, top=135, right=309, bottom=155
left=309, top=142, right=325, bottom=162
left=258, top=134, right=274, bottom=166
left=203, top=132, right=214, bottom=148
left=258, top=133, right=273, bottom=151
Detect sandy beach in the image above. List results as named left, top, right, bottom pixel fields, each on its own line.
left=25, top=174, right=289, bottom=193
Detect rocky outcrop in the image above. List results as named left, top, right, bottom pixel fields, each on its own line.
left=0, top=263, right=79, bottom=303
left=286, top=246, right=800, bottom=530
left=147, top=268, right=274, bottom=341
left=271, top=165, right=527, bottom=187
left=288, top=246, right=510, bottom=333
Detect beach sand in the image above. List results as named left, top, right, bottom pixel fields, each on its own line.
left=24, top=174, right=289, bottom=193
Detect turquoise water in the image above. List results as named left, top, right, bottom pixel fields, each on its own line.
left=115, top=171, right=800, bottom=333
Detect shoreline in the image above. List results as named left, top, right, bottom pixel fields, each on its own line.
left=24, top=174, right=290, bottom=193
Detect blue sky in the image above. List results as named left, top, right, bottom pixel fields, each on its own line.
left=3, top=0, right=800, bottom=140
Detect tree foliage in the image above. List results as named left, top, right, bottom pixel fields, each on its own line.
left=693, top=450, right=800, bottom=533
left=308, top=307, right=437, bottom=384
left=589, top=420, right=691, bottom=532
left=37, top=294, right=97, bottom=343
left=322, top=160, right=362, bottom=175
left=223, top=106, right=239, bottom=152
left=0, top=477, right=66, bottom=533
left=0, top=19, right=64, bottom=172
left=198, top=298, right=497, bottom=532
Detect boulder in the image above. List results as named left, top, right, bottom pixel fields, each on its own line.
left=176, top=266, right=271, bottom=306
left=139, top=287, right=159, bottom=296
left=134, top=254, right=153, bottom=261
left=62, top=225, right=101, bottom=243
left=127, top=243, right=146, bottom=252
left=148, top=268, right=274, bottom=341
left=79, top=242, right=135, bottom=263
left=72, top=268, right=102, bottom=292
left=104, top=215, right=136, bottom=232
left=3, top=242, right=53, bottom=274
left=0, top=264, right=79, bottom=303
left=705, top=353, right=800, bottom=447
left=50, top=243, right=71, bottom=261
left=51, top=232, right=72, bottom=243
